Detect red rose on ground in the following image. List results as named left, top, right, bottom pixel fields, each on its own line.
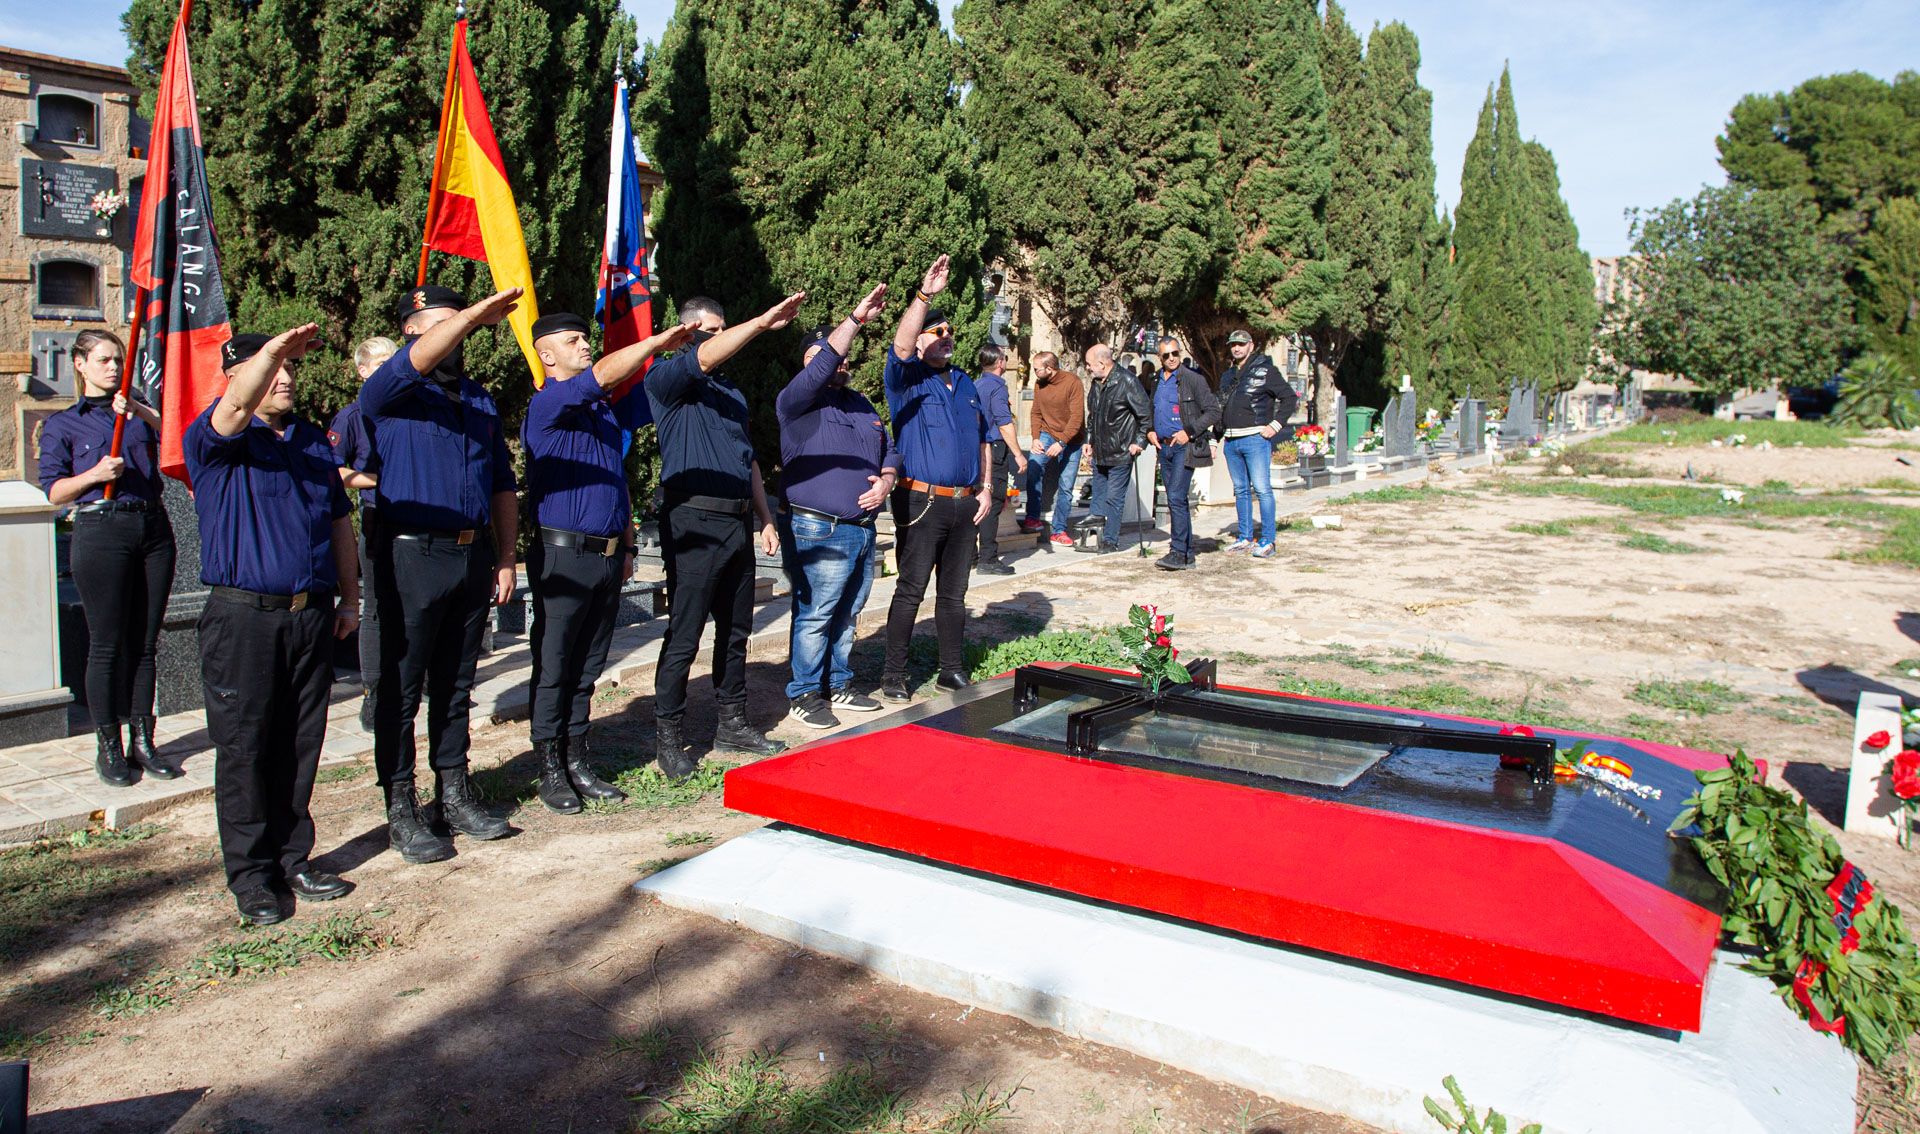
left=1866, top=730, right=1892, bottom=751
left=1155, top=634, right=1171, bottom=647
left=1894, top=750, right=1920, bottom=801
left=1152, top=614, right=1166, bottom=634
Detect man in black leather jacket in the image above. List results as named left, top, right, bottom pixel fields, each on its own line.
left=1079, top=344, right=1151, bottom=553
left=1147, top=337, right=1221, bottom=571
left=1216, top=329, right=1299, bottom=557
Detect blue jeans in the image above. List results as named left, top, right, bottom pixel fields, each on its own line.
left=1025, top=432, right=1083, bottom=534
left=1088, top=460, right=1134, bottom=548
left=780, top=511, right=876, bottom=700
left=1158, top=443, right=1193, bottom=559
left=1223, top=433, right=1276, bottom=544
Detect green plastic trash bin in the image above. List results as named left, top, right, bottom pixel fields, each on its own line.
left=1344, top=406, right=1377, bottom=446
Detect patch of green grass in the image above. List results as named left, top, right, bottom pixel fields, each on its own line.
left=314, top=762, right=366, bottom=784
left=664, top=830, right=714, bottom=847
left=1892, top=659, right=1920, bottom=678
left=1629, top=679, right=1748, bottom=715
left=1377, top=681, right=1509, bottom=719
left=1509, top=520, right=1576, bottom=537
left=611, top=1023, right=681, bottom=1061
left=1606, top=420, right=1862, bottom=448
left=593, top=761, right=732, bottom=813
left=631, top=1047, right=1019, bottom=1134
left=636, top=856, right=688, bottom=876
left=1756, top=697, right=1827, bottom=726
left=1268, top=674, right=1376, bottom=702
left=1620, top=531, right=1705, bottom=554
left=1618, top=713, right=1733, bottom=753
left=1864, top=477, right=1920, bottom=492
left=1295, top=643, right=1441, bottom=676
left=0, top=825, right=160, bottom=962
left=1337, top=484, right=1457, bottom=506
left=1557, top=443, right=1652, bottom=478
left=92, top=913, right=390, bottom=1021
left=0, top=1026, right=53, bottom=1061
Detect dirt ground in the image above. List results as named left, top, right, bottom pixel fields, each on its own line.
left=12, top=431, right=1920, bottom=1133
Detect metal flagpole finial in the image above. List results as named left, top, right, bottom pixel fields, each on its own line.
left=454, top=0, right=466, bottom=19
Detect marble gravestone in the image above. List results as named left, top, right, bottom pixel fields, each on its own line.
left=20, top=159, right=119, bottom=241
left=1459, top=399, right=1486, bottom=455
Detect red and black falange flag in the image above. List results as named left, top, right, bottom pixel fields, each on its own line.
left=127, top=0, right=232, bottom=483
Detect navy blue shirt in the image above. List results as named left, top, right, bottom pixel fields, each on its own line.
left=327, top=400, right=378, bottom=517
left=1153, top=372, right=1184, bottom=439
left=522, top=369, right=630, bottom=539
left=37, top=397, right=165, bottom=504
left=974, top=371, right=1014, bottom=434
left=645, top=349, right=755, bottom=500
left=357, top=349, right=516, bottom=530
left=883, top=352, right=989, bottom=488
left=184, top=405, right=350, bottom=593
left=776, top=346, right=900, bottom=520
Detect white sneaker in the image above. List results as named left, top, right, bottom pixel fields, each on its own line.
left=1225, top=539, right=1254, bottom=553
left=1250, top=542, right=1277, bottom=558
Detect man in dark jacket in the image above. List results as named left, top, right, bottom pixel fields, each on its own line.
left=1146, top=337, right=1221, bottom=571
left=1079, top=344, right=1150, bottom=554
left=1217, top=328, right=1300, bottom=557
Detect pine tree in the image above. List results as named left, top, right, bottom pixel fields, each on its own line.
left=121, top=0, right=636, bottom=421
left=1718, top=72, right=1920, bottom=239
left=1450, top=67, right=1589, bottom=396
left=1210, top=0, right=1337, bottom=379
left=1305, top=0, right=1391, bottom=415
left=1859, top=196, right=1920, bottom=376
left=956, top=0, right=1152, bottom=344
left=638, top=0, right=988, bottom=461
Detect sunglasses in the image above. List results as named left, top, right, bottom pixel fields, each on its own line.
left=1158, top=351, right=1180, bottom=360
left=924, top=323, right=952, bottom=338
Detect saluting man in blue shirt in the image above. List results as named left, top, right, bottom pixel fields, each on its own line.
left=881, top=254, right=992, bottom=701
left=357, top=285, right=523, bottom=864
left=522, top=311, right=694, bottom=814
left=185, top=324, right=359, bottom=926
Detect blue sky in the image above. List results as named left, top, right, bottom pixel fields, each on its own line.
left=7, top=0, right=1914, bottom=254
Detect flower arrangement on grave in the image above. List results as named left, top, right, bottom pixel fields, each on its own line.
left=1352, top=427, right=1382, bottom=454
left=1551, top=740, right=1662, bottom=801
left=89, top=189, right=128, bottom=220
left=1888, top=749, right=1920, bottom=850
left=1673, top=749, right=1920, bottom=1065
left=1416, top=413, right=1445, bottom=445
left=1294, top=424, right=1329, bottom=459
left=1900, top=705, right=1920, bottom=746
left=1118, top=604, right=1191, bottom=696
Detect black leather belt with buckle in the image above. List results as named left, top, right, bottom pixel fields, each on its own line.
left=666, top=494, right=750, bottom=515
left=785, top=504, right=875, bottom=528
left=390, top=525, right=488, bottom=546
left=539, top=526, right=629, bottom=557
left=211, top=585, right=330, bottom=612
left=73, top=498, right=154, bottom=515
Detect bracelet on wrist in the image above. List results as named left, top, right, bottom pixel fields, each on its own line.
left=914, top=289, right=932, bottom=305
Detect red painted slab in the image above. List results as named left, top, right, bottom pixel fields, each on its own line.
left=726, top=702, right=1724, bottom=1031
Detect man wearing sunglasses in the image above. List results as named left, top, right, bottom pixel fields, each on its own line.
left=881, top=254, right=993, bottom=700
left=1145, top=337, right=1220, bottom=571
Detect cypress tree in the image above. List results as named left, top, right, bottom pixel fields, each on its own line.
left=1306, top=0, right=1392, bottom=413
left=1858, top=196, right=1920, bottom=376
left=121, top=0, right=635, bottom=420
left=1211, top=0, right=1337, bottom=379
left=1370, top=21, right=1452, bottom=404
left=1450, top=67, right=1588, bottom=396
left=956, top=0, right=1152, bottom=344
left=639, top=0, right=987, bottom=462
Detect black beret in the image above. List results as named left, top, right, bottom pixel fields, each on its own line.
left=801, top=325, right=834, bottom=359
left=922, top=309, right=949, bottom=330
left=531, top=312, right=592, bottom=342
left=395, top=284, right=468, bottom=324
left=221, top=333, right=272, bottom=371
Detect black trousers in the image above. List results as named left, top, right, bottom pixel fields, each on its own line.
left=200, top=592, right=333, bottom=894
left=69, top=508, right=176, bottom=729
left=356, top=519, right=380, bottom=694
left=370, top=530, right=493, bottom=786
left=975, top=440, right=1015, bottom=564
left=886, top=488, right=975, bottom=676
left=655, top=503, right=754, bottom=723
left=528, top=539, right=623, bottom=743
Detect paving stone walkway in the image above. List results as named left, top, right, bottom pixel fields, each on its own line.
left=0, top=450, right=1490, bottom=845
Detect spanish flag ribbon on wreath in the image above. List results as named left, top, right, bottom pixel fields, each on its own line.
left=417, top=11, right=542, bottom=382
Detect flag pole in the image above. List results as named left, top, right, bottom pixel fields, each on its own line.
left=101, top=291, right=154, bottom=504
left=416, top=2, right=466, bottom=287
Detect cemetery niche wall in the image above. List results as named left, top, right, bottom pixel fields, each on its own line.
left=723, top=660, right=1731, bottom=1032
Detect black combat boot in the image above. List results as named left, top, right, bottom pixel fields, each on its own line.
left=385, top=782, right=454, bottom=864
left=128, top=716, right=184, bottom=780
left=655, top=716, right=698, bottom=782
left=95, top=726, right=133, bottom=787
left=437, top=765, right=511, bottom=840
left=534, top=738, right=582, bottom=815
left=715, top=704, right=786, bottom=757
left=565, top=732, right=626, bottom=802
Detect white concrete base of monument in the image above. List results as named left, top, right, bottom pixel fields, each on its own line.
left=638, top=825, right=1855, bottom=1134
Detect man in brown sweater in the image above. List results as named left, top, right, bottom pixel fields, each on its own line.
left=1020, top=352, right=1088, bottom=544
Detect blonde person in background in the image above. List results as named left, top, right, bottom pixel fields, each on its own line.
left=329, top=336, right=399, bottom=730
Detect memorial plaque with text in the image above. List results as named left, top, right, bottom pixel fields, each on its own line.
left=19, top=159, right=118, bottom=240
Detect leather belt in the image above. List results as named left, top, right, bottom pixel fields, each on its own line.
left=785, top=504, right=875, bottom=528
left=665, top=494, right=750, bottom=515
left=539, top=526, right=628, bottom=557
left=390, top=525, right=488, bottom=546
left=211, top=585, right=331, bottom=612
left=901, top=478, right=974, bottom=498
left=73, top=498, right=155, bottom=515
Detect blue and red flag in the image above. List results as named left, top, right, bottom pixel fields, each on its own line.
left=598, top=74, right=654, bottom=428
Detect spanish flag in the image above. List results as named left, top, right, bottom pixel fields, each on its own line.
left=418, top=17, right=541, bottom=380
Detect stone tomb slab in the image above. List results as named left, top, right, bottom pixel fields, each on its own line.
left=640, top=825, right=1855, bottom=1134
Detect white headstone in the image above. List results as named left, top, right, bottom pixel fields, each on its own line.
left=1844, top=691, right=1908, bottom=841
left=0, top=482, right=62, bottom=699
